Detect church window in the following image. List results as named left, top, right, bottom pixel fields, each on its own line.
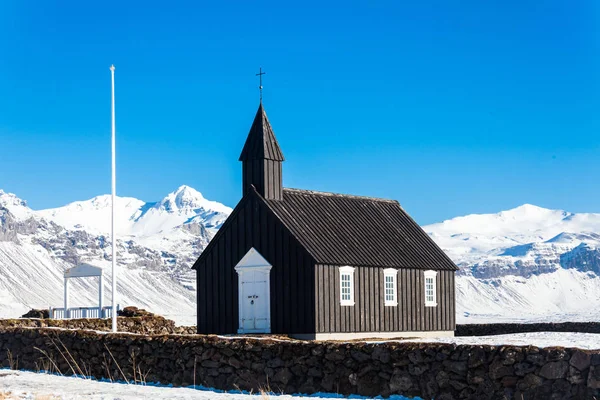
left=383, top=268, right=397, bottom=306
left=424, top=270, right=438, bottom=307
left=339, top=266, right=355, bottom=306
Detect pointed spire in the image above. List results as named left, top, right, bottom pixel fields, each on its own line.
left=239, top=103, right=284, bottom=161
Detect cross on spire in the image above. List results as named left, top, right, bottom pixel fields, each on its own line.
left=256, top=67, right=266, bottom=103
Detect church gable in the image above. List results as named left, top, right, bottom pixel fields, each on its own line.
left=195, top=186, right=317, bottom=334
left=192, top=187, right=315, bottom=271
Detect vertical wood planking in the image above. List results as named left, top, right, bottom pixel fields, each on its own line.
left=438, top=271, right=443, bottom=331
left=274, top=220, right=283, bottom=333
left=218, top=238, right=226, bottom=333
left=315, top=265, right=321, bottom=332
left=242, top=156, right=282, bottom=199
left=447, top=271, right=451, bottom=331
left=401, top=269, right=407, bottom=331
left=320, top=265, right=327, bottom=332
left=287, top=236, right=296, bottom=332
left=323, top=264, right=328, bottom=332
left=333, top=267, right=340, bottom=332
left=210, top=252, right=218, bottom=332
left=418, top=270, right=424, bottom=331
left=224, top=229, right=232, bottom=332
left=373, top=267, right=380, bottom=332
left=451, top=272, right=456, bottom=330
left=348, top=267, right=354, bottom=331
left=359, top=267, right=365, bottom=331
left=297, top=250, right=305, bottom=330
left=308, top=260, right=315, bottom=333
left=407, top=269, right=412, bottom=331
left=197, top=260, right=205, bottom=333
left=281, top=227, right=289, bottom=332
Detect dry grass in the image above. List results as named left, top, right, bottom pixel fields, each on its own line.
left=232, top=380, right=282, bottom=399
left=6, top=350, right=18, bottom=370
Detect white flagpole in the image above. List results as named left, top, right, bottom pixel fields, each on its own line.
left=110, top=64, right=117, bottom=333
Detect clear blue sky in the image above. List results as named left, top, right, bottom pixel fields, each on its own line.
left=0, top=1, right=598, bottom=224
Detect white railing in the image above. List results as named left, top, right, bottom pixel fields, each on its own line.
left=49, top=305, right=120, bottom=320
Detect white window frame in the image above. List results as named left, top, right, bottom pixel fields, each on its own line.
left=383, top=268, right=398, bottom=306
left=339, top=266, right=355, bottom=306
left=424, top=270, right=438, bottom=307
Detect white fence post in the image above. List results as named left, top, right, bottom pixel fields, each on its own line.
left=99, top=275, right=104, bottom=317
left=64, top=277, right=69, bottom=319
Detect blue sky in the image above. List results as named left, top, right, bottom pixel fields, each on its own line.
left=0, top=1, right=598, bottom=224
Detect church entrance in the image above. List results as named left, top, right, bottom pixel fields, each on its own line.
left=234, top=248, right=272, bottom=334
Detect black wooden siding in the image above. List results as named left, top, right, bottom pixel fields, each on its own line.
left=242, top=159, right=282, bottom=200
left=315, top=264, right=455, bottom=333
left=196, top=192, right=315, bottom=334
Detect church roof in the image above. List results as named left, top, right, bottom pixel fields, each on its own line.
left=239, top=103, right=284, bottom=162
left=261, top=188, right=458, bottom=270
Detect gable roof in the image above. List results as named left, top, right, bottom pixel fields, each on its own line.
left=192, top=192, right=252, bottom=270
left=191, top=188, right=315, bottom=270
left=239, top=103, right=284, bottom=162
left=261, top=188, right=458, bottom=270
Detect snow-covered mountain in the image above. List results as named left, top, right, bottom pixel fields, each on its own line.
left=424, top=204, right=600, bottom=323
left=1, top=186, right=599, bottom=326
left=0, top=186, right=231, bottom=325
left=38, top=185, right=230, bottom=236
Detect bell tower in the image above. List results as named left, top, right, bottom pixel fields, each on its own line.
left=239, top=103, right=284, bottom=200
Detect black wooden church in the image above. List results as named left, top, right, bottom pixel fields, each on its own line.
left=192, top=102, right=458, bottom=339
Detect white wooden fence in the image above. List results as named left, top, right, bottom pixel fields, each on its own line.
left=49, top=305, right=120, bottom=320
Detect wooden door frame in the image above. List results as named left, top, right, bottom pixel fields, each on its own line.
left=234, top=248, right=272, bottom=334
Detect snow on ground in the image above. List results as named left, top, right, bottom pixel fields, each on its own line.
left=388, top=332, right=600, bottom=350
left=0, top=369, right=415, bottom=400
left=455, top=269, right=600, bottom=325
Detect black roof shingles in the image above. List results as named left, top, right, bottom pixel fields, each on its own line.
left=262, top=188, right=458, bottom=271
left=239, top=103, right=284, bottom=162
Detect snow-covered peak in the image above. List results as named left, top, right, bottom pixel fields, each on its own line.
left=427, top=203, right=571, bottom=238
left=56, top=194, right=146, bottom=212
left=0, top=190, right=33, bottom=220
left=29, top=185, right=232, bottom=237
left=497, top=204, right=569, bottom=221
left=546, top=232, right=600, bottom=245
left=158, top=185, right=205, bottom=211
left=38, top=195, right=146, bottom=234
left=0, top=189, right=28, bottom=208
left=425, top=203, right=600, bottom=269
left=155, top=185, right=231, bottom=215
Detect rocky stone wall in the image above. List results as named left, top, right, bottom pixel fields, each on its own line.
left=0, top=327, right=599, bottom=399
left=0, top=317, right=184, bottom=335
left=456, top=322, right=600, bottom=337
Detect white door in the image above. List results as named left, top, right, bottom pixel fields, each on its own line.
left=239, top=269, right=270, bottom=333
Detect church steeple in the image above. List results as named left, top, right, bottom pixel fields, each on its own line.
left=239, top=103, right=284, bottom=200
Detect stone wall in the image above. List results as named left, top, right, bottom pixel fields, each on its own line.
left=0, top=317, right=197, bottom=335
left=456, top=323, right=600, bottom=337
left=1, top=327, right=599, bottom=399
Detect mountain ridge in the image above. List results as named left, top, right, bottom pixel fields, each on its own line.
left=0, top=185, right=232, bottom=324
left=2, top=187, right=600, bottom=324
